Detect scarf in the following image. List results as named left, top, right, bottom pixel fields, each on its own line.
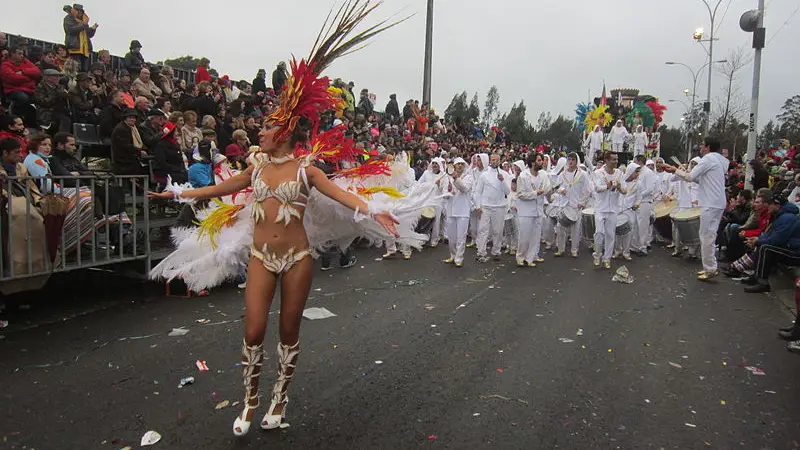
left=69, top=9, right=91, bottom=57
left=130, top=124, right=143, bottom=149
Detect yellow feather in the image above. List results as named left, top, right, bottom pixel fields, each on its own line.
left=196, top=199, right=245, bottom=249
left=359, top=186, right=405, bottom=199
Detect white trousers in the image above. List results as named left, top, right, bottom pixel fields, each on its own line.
left=503, top=216, right=518, bottom=251
left=634, top=145, right=645, bottom=157
left=700, top=207, right=724, bottom=272
left=594, top=211, right=617, bottom=262
left=543, top=216, right=556, bottom=246
left=430, top=206, right=443, bottom=245
left=636, top=202, right=654, bottom=251
left=446, top=216, right=469, bottom=264
left=385, top=240, right=411, bottom=257
left=469, top=211, right=478, bottom=241
left=615, top=210, right=636, bottom=256
left=612, top=142, right=624, bottom=152
left=556, top=218, right=582, bottom=254
left=517, top=216, right=543, bottom=262
left=477, top=206, right=506, bottom=257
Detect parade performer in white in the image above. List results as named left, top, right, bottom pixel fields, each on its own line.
left=593, top=152, right=628, bottom=268
left=554, top=153, right=591, bottom=257
left=474, top=153, right=511, bottom=262
left=665, top=157, right=700, bottom=258
left=543, top=157, right=567, bottom=250
left=382, top=151, right=418, bottom=260
left=610, top=120, right=629, bottom=153
left=584, top=125, right=604, bottom=167
left=633, top=156, right=658, bottom=254
left=632, top=125, right=649, bottom=157
left=443, top=157, right=472, bottom=267
left=662, top=137, right=729, bottom=280
left=466, top=153, right=489, bottom=248
left=516, top=153, right=550, bottom=267
left=614, top=163, right=641, bottom=261
left=417, top=157, right=447, bottom=247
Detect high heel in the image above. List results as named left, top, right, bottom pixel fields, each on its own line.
left=261, top=341, right=300, bottom=430
left=233, top=339, right=264, bottom=437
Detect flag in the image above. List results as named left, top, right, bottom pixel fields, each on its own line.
left=600, top=82, right=607, bottom=106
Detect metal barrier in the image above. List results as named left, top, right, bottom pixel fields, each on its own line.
left=4, top=32, right=196, bottom=84
left=0, top=173, right=157, bottom=283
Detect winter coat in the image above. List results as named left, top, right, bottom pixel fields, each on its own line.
left=63, top=12, right=96, bottom=55
left=195, top=66, right=211, bottom=84
left=252, top=76, right=267, bottom=95
left=110, top=122, right=144, bottom=175
left=98, top=104, right=124, bottom=139
left=131, top=77, right=162, bottom=101
left=153, top=138, right=188, bottom=184
left=385, top=98, right=400, bottom=119
left=34, top=81, right=69, bottom=127
left=122, top=51, right=145, bottom=76
left=756, top=203, right=800, bottom=249
left=0, top=58, right=41, bottom=94
left=272, top=68, right=287, bottom=92
left=742, top=209, right=771, bottom=238
left=49, top=149, right=92, bottom=178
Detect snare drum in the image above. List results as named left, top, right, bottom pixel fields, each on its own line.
left=670, top=207, right=702, bottom=245
left=615, top=214, right=632, bottom=236
left=415, top=207, right=436, bottom=234
left=558, top=206, right=580, bottom=227
left=545, top=204, right=561, bottom=223
left=653, top=200, right=677, bottom=241
left=581, top=207, right=595, bottom=247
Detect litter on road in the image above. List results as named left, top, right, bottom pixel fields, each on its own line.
left=168, top=327, right=189, bottom=337
left=303, top=307, right=337, bottom=320
left=178, top=377, right=195, bottom=388
left=195, top=360, right=209, bottom=371
left=141, top=430, right=161, bottom=446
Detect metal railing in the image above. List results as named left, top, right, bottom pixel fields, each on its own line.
left=4, top=32, right=196, bottom=84
left=1, top=173, right=155, bottom=283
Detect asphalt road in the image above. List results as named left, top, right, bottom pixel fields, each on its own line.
left=2, top=243, right=800, bottom=450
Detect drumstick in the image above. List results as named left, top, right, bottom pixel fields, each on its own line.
left=670, top=156, right=683, bottom=169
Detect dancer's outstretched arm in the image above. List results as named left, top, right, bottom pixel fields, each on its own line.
left=150, top=166, right=254, bottom=201
left=306, top=166, right=399, bottom=237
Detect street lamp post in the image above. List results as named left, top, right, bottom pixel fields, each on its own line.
left=422, top=0, right=434, bottom=106
left=741, top=1, right=766, bottom=189
left=665, top=59, right=727, bottom=159
left=695, top=0, right=725, bottom=135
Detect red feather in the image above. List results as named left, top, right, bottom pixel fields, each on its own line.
left=646, top=101, right=667, bottom=127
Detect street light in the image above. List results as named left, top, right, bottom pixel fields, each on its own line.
left=422, top=0, right=434, bottom=106
left=696, top=0, right=725, bottom=135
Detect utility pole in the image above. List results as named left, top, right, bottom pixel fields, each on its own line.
left=698, top=0, right=724, bottom=135
left=422, top=0, right=434, bottom=106
left=742, top=1, right=766, bottom=189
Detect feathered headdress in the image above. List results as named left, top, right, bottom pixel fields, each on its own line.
left=266, top=0, right=408, bottom=143
left=585, top=104, right=613, bottom=131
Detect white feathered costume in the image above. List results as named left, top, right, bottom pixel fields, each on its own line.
left=150, top=151, right=442, bottom=292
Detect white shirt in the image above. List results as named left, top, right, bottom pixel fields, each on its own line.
left=680, top=152, right=729, bottom=209
left=620, top=180, right=640, bottom=211
left=516, top=169, right=550, bottom=217
left=585, top=130, right=603, bottom=150
left=446, top=173, right=473, bottom=218
left=636, top=166, right=658, bottom=203
left=553, top=168, right=591, bottom=209
left=610, top=126, right=629, bottom=144
left=633, top=132, right=648, bottom=149
left=671, top=176, right=698, bottom=209
left=475, top=167, right=512, bottom=208
left=593, top=167, right=628, bottom=214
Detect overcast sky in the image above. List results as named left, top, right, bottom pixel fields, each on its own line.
left=2, top=0, right=797, bottom=129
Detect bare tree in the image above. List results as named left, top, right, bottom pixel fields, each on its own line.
left=716, top=46, right=752, bottom=134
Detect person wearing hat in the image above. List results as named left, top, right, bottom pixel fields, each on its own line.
left=153, top=121, right=188, bottom=186
left=252, top=69, right=268, bottom=96
left=111, top=107, right=148, bottom=176
left=67, top=72, right=97, bottom=123
left=63, top=3, right=97, bottom=72
left=272, top=61, right=288, bottom=93
left=34, top=68, right=70, bottom=134
left=385, top=93, right=400, bottom=123
left=139, top=108, right=167, bottom=150
left=123, top=40, right=145, bottom=76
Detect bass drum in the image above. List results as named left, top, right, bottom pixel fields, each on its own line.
left=415, top=207, right=436, bottom=234
left=670, top=207, right=702, bottom=245
left=653, top=200, right=677, bottom=241
left=558, top=206, right=580, bottom=227
left=615, top=214, right=632, bottom=236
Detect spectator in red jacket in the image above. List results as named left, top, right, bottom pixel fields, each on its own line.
left=1, top=46, right=42, bottom=118
left=195, top=57, right=211, bottom=84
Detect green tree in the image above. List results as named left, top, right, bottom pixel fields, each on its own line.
left=158, top=55, right=212, bottom=72
left=776, top=94, right=800, bottom=143
left=467, top=93, right=480, bottom=122
left=541, top=114, right=581, bottom=150
left=759, top=120, right=779, bottom=149
left=444, top=91, right=469, bottom=125
left=497, top=100, right=534, bottom=143
left=657, top=125, right=686, bottom=162
left=483, top=85, right=500, bottom=126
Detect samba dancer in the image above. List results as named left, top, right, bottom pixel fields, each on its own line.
left=554, top=153, right=591, bottom=257
left=149, top=2, right=412, bottom=436
left=443, top=157, right=472, bottom=267
left=593, top=152, right=628, bottom=268
left=662, top=137, right=729, bottom=280
left=516, top=153, right=550, bottom=267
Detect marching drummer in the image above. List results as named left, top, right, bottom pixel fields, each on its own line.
left=593, top=152, right=629, bottom=269
left=615, top=163, right=642, bottom=261
left=665, top=157, right=700, bottom=259
left=553, top=152, right=592, bottom=258
left=515, top=153, right=550, bottom=267
left=443, top=158, right=473, bottom=267
left=661, top=137, right=730, bottom=280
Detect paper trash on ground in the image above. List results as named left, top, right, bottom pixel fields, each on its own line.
left=612, top=266, right=635, bottom=284
left=141, top=430, right=161, bottom=446
left=303, top=307, right=337, bottom=320
left=168, top=327, right=189, bottom=337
